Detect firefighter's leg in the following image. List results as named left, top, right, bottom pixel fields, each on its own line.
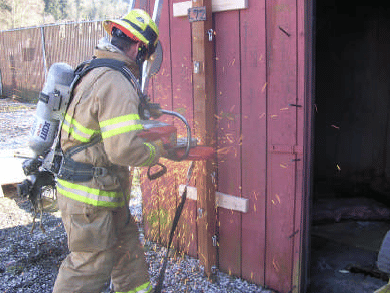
left=53, top=208, right=117, bottom=293
left=110, top=205, right=152, bottom=293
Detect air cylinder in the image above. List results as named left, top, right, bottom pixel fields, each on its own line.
left=29, top=63, right=74, bottom=157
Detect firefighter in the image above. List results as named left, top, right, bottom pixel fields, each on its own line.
left=53, top=9, right=164, bottom=293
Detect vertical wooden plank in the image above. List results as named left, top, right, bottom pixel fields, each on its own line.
left=294, top=1, right=315, bottom=292
left=215, top=9, right=242, bottom=277
left=150, top=0, right=177, bottom=247
left=292, top=0, right=306, bottom=291
left=265, top=1, right=298, bottom=292
left=141, top=172, right=161, bottom=243
left=266, top=153, right=296, bottom=292
left=141, top=0, right=157, bottom=244
left=191, top=0, right=217, bottom=276
left=138, top=0, right=150, bottom=10
left=169, top=0, right=198, bottom=258
left=240, top=0, right=267, bottom=285
left=142, top=0, right=175, bottom=246
left=176, top=161, right=198, bottom=257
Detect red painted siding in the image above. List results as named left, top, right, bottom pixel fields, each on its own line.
left=240, top=1, right=267, bottom=285
left=141, top=1, right=310, bottom=292
left=265, top=1, right=298, bottom=292
left=215, top=9, right=242, bottom=277
left=169, top=0, right=198, bottom=257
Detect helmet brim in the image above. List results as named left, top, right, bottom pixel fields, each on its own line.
left=104, top=19, right=148, bottom=45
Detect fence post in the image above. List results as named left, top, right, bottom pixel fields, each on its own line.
left=40, top=26, right=48, bottom=79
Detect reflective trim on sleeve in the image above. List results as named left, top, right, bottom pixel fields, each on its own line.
left=140, top=143, right=156, bottom=167
left=57, top=179, right=125, bottom=208
left=62, top=113, right=99, bottom=143
left=99, top=114, right=143, bottom=139
left=115, top=281, right=152, bottom=293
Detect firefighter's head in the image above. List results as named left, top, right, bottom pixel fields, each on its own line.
left=103, top=9, right=159, bottom=62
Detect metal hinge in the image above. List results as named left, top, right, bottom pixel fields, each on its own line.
left=212, top=235, right=217, bottom=246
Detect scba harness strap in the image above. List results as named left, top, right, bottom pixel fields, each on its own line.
left=52, top=58, right=147, bottom=182
left=74, top=58, right=150, bottom=116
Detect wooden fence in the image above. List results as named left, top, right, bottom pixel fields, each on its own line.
left=0, top=21, right=105, bottom=101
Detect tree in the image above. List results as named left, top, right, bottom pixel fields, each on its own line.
left=0, top=0, right=12, bottom=29
left=8, top=0, right=45, bottom=29
left=65, top=0, right=127, bottom=21
left=0, top=0, right=128, bottom=30
left=43, top=0, right=68, bottom=21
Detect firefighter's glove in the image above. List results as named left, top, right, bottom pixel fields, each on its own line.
left=153, top=140, right=179, bottom=161
left=165, top=148, right=180, bottom=161
left=153, top=139, right=168, bottom=158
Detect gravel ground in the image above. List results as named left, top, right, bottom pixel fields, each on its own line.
left=0, top=97, right=273, bottom=293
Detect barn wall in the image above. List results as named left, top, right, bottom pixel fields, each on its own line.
left=0, top=1, right=312, bottom=292
left=143, top=1, right=309, bottom=292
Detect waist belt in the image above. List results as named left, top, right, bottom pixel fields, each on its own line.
left=57, top=160, right=110, bottom=182
left=57, top=134, right=112, bottom=182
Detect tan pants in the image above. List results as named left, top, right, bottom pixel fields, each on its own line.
left=53, top=195, right=151, bottom=293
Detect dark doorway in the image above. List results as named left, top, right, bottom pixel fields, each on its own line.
left=310, top=1, right=390, bottom=292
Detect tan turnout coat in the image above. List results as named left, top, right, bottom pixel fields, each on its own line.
left=53, top=42, right=157, bottom=293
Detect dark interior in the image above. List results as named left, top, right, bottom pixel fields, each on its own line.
left=310, top=1, right=390, bottom=291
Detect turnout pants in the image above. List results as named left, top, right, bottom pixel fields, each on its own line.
left=53, top=195, right=151, bottom=293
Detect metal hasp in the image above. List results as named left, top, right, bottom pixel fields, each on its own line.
left=190, top=0, right=217, bottom=277
left=193, top=61, right=200, bottom=74
left=207, top=29, right=214, bottom=41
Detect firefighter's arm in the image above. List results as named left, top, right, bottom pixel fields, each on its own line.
left=94, top=70, right=164, bottom=167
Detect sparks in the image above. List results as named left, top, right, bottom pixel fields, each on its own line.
left=273, top=259, right=280, bottom=272
left=280, top=163, right=288, bottom=169
left=262, top=82, right=268, bottom=92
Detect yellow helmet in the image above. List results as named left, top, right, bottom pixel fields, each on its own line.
left=103, top=9, right=159, bottom=56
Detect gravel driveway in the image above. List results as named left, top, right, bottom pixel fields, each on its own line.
left=0, top=98, right=273, bottom=293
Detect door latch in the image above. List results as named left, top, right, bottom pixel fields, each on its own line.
left=207, top=29, right=214, bottom=41
left=212, top=235, right=217, bottom=246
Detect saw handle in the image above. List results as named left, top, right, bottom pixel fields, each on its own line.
left=160, top=109, right=191, bottom=161
left=147, top=163, right=167, bottom=180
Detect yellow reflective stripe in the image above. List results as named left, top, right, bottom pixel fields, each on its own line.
left=62, top=124, right=90, bottom=143
left=140, top=143, right=156, bottom=167
left=101, top=124, right=144, bottom=139
left=100, top=114, right=143, bottom=139
left=62, top=113, right=98, bottom=143
left=115, top=281, right=152, bottom=293
left=100, top=114, right=140, bottom=127
left=64, top=113, right=97, bottom=135
left=57, top=179, right=124, bottom=208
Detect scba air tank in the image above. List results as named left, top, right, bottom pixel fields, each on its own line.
left=29, top=63, right=74, bottom=158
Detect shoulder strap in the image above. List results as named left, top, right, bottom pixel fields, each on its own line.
left=71, top=58, right=149, bottom=108
left=55, top=59, right=146, bottom=160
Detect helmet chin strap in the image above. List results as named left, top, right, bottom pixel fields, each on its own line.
left=136, top=45, right=148, bottom=84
